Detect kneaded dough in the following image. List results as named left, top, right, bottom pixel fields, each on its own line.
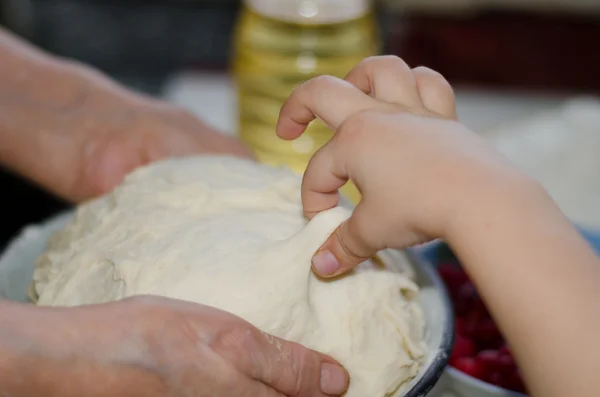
left=32, top=156, right=426, bottom=397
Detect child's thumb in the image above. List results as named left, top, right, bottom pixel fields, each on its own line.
left=311, top=205, right=378, bottom=278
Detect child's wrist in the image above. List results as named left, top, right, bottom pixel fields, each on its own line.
left=443, top=172, right=553, bottom=246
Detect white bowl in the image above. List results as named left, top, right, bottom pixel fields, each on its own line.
left=443, top=367, right=527, bottom=397
left=0, top=210, right=454, bottom=396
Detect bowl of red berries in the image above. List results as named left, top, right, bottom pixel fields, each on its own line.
left=418, top=242, right=528, bottom=397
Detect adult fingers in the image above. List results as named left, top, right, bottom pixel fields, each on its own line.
left=412, top=66, right=458, bottom=120
left=196, top=132, right=255, bottom=159
left=230, top=372, right=286, bottom=397
left=193, top=355, right=287, bottom=397
left=344, top=55, right=422, bottom=108
left=276, top=75, right=382, bottom=141
left=216, top=327, right=349, bottom=397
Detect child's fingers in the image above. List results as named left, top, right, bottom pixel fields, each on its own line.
left=312, top=202, right=378, bottom=278
left=412, top=66, right=457, bottom=119
left=275, top=75, right=381, bottom=140
left=301, top=141, right=348, bottom=220
left=300, top=110, right=378, bottom=220
left=301, top=118, right=382, bottom=277
left=344, top=55, right=422, bottom=108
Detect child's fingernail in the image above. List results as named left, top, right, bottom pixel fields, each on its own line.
left=312, top=250, right=340, bottom=276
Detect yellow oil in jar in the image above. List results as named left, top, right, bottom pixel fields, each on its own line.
left=232, top=4, right=379, bottom=203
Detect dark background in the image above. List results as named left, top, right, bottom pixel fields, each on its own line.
left=1, top=0, right=599, bottom=249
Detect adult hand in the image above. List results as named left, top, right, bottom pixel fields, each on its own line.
left=9, top=87, right=252, bottom=202
left=71, top=94, right=253, bottom=202
left=2, top=296, right=348, bottom=397
left=0, top=29, right=252, bottom=202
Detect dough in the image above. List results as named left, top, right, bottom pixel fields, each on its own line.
left=32, top=156, right=426, bottom=397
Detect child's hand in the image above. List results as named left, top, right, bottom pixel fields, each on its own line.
left=277, top=56, right=600, bottom=397
left=276, top=56, right=526, bottom=277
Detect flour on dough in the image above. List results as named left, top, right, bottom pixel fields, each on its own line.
left=32, top=155, right=426, bottom=397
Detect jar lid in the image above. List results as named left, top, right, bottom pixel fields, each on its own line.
left=246, top=0, right=371, bottom=24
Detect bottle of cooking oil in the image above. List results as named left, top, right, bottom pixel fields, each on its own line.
left=232, top=0, right=380, bottom=203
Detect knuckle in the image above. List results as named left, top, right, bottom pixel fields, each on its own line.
left=337, top=110, right=376, bottom=143
left=414, top=66, right=455, bottom=95
left=380, top=55, right=412, bottom=70
left=291, top=347, right=320, bottom=396
left=336, top=222, right=371, bottom=261
left=413, top=65, right=442, bottom=78
left=293, top=366, right=308, bottom=395
left=361, top=55, right=411, bottom=71
left=211, top=325, right=262, bottom=356
left=302, top=75, right=341, bottom=95
left=311, top=74, right=340, bottom=86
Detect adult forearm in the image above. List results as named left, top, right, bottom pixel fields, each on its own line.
left=447, top=178, right=600, bottom=397
left=0, top=28, right=147, bottom=196
left=0, top=299, right=156, bottom=397
left=0, top=27, right=143, bottom=116
left=0, top=300, right=54, bottom=396
left=0, top=28, right=97, bottom=193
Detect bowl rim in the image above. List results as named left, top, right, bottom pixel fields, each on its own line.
left=447, top=366, right=528, bottom=396
left=402, top=248, right=455, bottom=397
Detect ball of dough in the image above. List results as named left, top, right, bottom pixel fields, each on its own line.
left=33, top=156, right=426, bottom=397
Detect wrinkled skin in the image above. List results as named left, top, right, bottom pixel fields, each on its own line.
left=3, top=296, right=348, bottom=397
left=0, top=45, right=252, bottom=202
left=2, top=90, right=252, bottom=202
left=73, top=98, right=253, bottom=202
left=0, top=29, right=348, bottom=397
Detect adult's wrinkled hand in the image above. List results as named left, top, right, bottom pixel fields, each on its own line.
left=72, top=97, right=253, bottom=202
left=47, top=94, right=252, bottom=202
left=6, top=296, right=348, bottom=397
left=0, top=51, right=252, bottom=203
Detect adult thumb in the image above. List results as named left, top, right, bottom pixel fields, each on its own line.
left=311, top=202, right=378, bottom=278
left=233, top=329, right=349, bottom=397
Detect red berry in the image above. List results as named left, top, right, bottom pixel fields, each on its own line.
left=455, top=318, right=465, bottom=336
left=461, top=316, right=479, bottom=339
left=472, top=319, right=503, bottom=348
left=450, top=334, right=476, bottom=362
left=476, top=349, right=502, bottom=373
left=486, top=371, right=505, bottom=387
left=452, top=357, right=484, bottom=380
left=498, top=344, right=512, bottom=357
left=497, top=353, right=516, bottom=372
left=438, top=263, right=470, bottom=295
left=455, top=282, right=479, bottom=316
left=472, top=297, right=491, bottom=319
left=437, top=262, right=459, bottom=279
left=505, top=369, right=527, bottom=393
